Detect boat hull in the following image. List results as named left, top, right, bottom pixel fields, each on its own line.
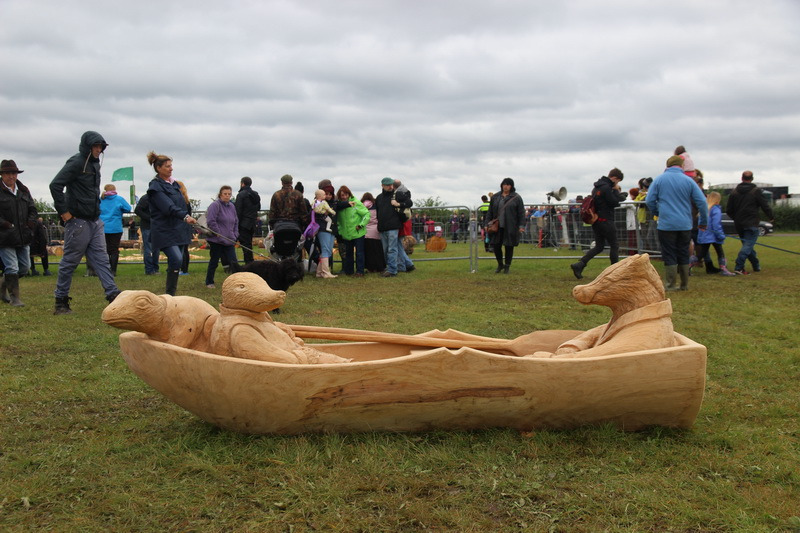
left=118, top=329, right=706, bottom=434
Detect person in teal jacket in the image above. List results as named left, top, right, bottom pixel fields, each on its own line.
left=335, top=185, right=370, bottom=277
left=99, top=183, right=131, bottom=275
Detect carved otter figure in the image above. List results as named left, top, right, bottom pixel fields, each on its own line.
left=102, top=291, right=218, bottom=352
left=208, top=272, right=350, bottom=364
left=529, top=254, right=675, bottom=358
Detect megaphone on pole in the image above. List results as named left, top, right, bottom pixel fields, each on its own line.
left=546, top=187, right=568, bottom=201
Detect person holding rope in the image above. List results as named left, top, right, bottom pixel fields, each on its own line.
left=726, top=170, right=774, bottom=275
left=146, top=151, right=196, bottom=296
left=204, top=185, right=239, bottom=289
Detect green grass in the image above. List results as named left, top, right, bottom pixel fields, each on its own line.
left=2, top=236, right=799, bottom=532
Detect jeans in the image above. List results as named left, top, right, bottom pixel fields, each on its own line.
left=141, top=228, right=159, bottom=274
left=161, top=245, right=183, bottom=272
left=317, top=231, right=335, bottom=258
left=0, top=245, right=31, bottom=276
left=55, top=218, right=118, bottom=299
left=206, top=242, right=238, bottom=285
left=734, top=226, right=760, bottom=271
left=341, top=236, right=365, bottom=274
left=657, top=229, right=692, bottom=266
left=580, top=220, right=619, bottom=265
left=396, top=239, right=414, bottom=272
left=380, top=229, right=399, bottom=274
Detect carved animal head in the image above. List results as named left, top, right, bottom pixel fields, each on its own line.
left=572, top=254, right=664, bottom=308
left=102, top=290, right=167, bottom=335
left=222, top=272, right=286, bottom=312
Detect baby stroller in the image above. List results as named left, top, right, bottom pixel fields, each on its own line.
left=270, top=219, right=303, bottom=261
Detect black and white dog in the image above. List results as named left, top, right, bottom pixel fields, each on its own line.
left=229, top=257, right=305, bottom=313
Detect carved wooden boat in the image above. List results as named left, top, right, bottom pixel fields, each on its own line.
left=117, top=327, right=707, bottom=434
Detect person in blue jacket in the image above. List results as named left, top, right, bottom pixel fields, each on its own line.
left=99, top=183, right=131, bottom=275
left=646, top=155, right=708, bottom=291
left=696, top=191, right=735, bottom=276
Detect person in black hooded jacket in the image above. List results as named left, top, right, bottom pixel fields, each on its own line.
left=726, top=170, right=775, bottom=274
left=234, top=176, right=261, bottom=263
left=570, top=168, right=626, bottom=280
left=49, top=131, right=121, bottom=314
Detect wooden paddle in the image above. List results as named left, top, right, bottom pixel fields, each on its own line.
left=288, top=325, right=580, bottom=356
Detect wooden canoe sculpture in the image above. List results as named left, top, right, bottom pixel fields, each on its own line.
left=103, top=254, right=707, bottom=434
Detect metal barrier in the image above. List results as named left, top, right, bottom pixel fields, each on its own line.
left=42, top=203, right=661, bottom=272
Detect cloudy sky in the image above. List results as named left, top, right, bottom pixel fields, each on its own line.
left=3, top=0, right=799, bottom=211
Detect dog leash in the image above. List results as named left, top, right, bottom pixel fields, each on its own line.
left=726, top=235, right=800, bottom=255
left=192, top=223, right=275, bottom=261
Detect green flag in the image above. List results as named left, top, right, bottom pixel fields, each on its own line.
left=112, top=167, right=134, bottom=182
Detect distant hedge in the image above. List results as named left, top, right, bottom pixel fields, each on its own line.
left=773, top=205, right=800, bottom=231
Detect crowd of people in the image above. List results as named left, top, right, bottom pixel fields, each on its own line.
left=568, top=146, right=775, bottom=291
left=0, top=134, right=777, bottom=312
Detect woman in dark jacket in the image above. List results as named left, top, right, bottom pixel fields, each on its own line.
left=486, top=177, right=526, bottom=274
left=146, top=151, right=196, bottom=296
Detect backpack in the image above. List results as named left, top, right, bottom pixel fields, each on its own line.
left=580, top=195, right=598, bottom=225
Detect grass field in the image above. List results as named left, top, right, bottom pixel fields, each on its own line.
left=2, top=236, right=799, bottom=532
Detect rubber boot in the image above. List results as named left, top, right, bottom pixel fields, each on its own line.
left=664, top=265, right=678, bottom=291
left=54, top=296, right=73, bottom=315
left=570, top=261, right=585, bottom=280
left=166, top=269, right=180, bottom=296
left=6, top=274, right=24, bottom=307
left=719, top=258, right=736, bottom=277
left=678, top=264, right=690, bottom=291
left=319, top=257, right=337, bottom=278
left=0, top=276, right=9, bottom=304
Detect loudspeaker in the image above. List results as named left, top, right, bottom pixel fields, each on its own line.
left=546, top=187, right=568, bottom=201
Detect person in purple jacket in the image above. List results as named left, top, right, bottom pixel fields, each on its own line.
left=204, top=185, right=239, bottom=289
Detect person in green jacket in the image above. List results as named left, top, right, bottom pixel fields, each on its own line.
left=335, top=185, right=370, bottom=277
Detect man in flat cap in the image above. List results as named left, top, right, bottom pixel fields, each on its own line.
left=646, top=155, right=708, bottom=291
left=268, top=174, right=308, bottom=231
left=0, top=159, right=37, bottom=307
left=374, top=177, right=411, bottom=277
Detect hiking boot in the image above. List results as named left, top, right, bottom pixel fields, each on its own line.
left=570, top=261, right=585, bottom=280
left=106, top=290, right=122, bottom=303
left=54, top=296, right=73, bottom=315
